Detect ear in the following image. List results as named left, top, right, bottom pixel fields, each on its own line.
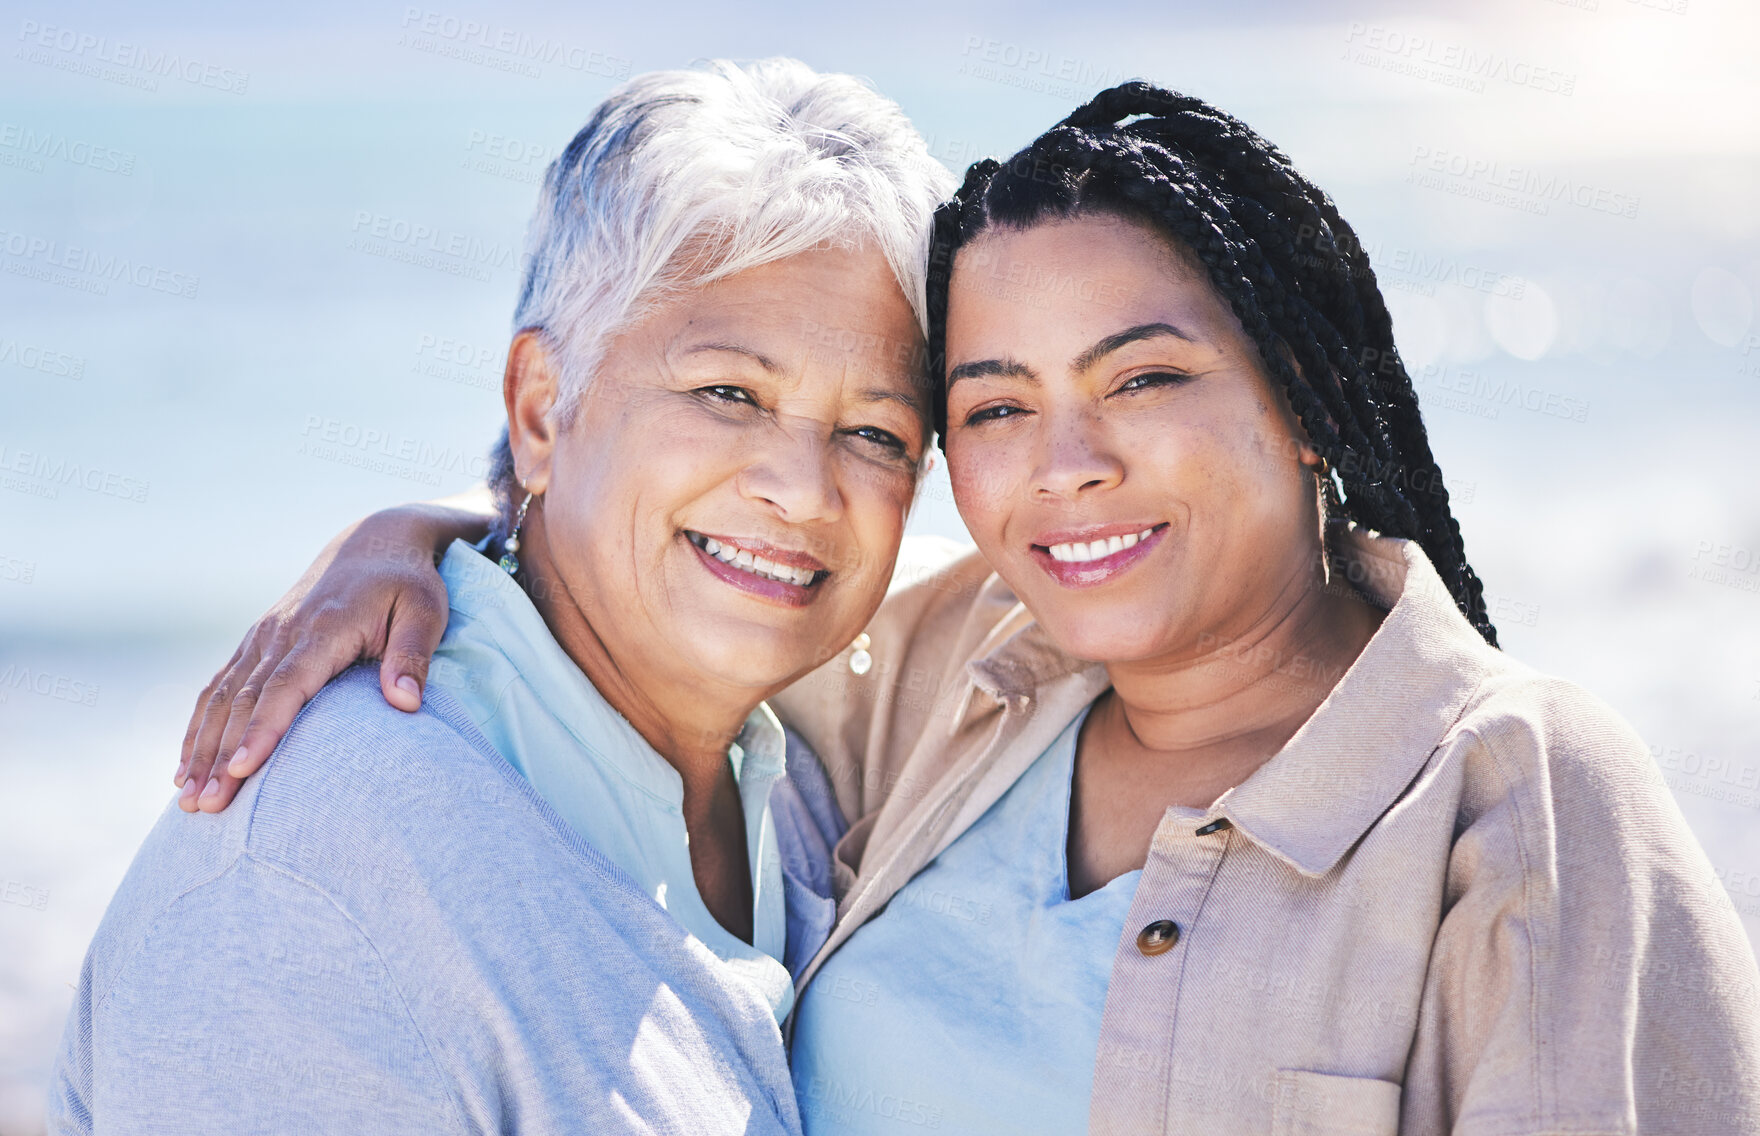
left=503, top=329, right=563, bottom=494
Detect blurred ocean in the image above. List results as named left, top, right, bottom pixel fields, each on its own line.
left=3, top=0, right=1758, bottom=1131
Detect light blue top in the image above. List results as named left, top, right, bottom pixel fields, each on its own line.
left=48, top=667, right=811, bottom=1135
left=429, top=539, right=798, bottom=1020
left=790, top=705, right=1139, bottom=1135
left=48, top=539, right=850, bottom=1134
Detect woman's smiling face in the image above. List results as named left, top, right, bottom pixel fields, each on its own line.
left=942, top=212, right=1327, bottom=664
left=514, top=243, right=928, bottom=697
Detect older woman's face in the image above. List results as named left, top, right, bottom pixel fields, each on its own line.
left=942, top=213, right=1324, bottom=664
left=516, top=245, right=926, bottom=695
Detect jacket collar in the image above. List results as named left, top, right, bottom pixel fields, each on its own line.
left=1213, top=529, right=1497, bottom=876
left=967, top=614, right=1099, bottom=702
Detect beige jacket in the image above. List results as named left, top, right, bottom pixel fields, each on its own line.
left=773, top=526, right=1760, bottom=1135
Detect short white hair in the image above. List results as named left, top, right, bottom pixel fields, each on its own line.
left=514, top=57, right=954, bottom=412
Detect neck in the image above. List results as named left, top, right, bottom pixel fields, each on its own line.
left=509, top=512, right=764, bottom=944
left=1102, top=546, right=1382, bottom=764
left=516, top=520, right=755, bottom=794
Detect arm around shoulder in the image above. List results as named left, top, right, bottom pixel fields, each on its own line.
left=176, top=489, right=494, bottom=814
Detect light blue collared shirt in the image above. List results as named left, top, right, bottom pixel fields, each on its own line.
left=428, top=540, right=800, bottom=1020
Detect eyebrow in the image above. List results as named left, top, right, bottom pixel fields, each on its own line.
left=1070, top=322, right=1195, bottom=373
left=678, top=347, right=926, bottom=419
left=680, top=342, right=781, bottom=373
left=946, top=358, right=1037, bottom=386
left=946, top=322, right=1198, bottom=388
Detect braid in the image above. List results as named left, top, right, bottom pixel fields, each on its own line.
left=927, top=158, right=997, bottom=441
left=926, top=83, right=1497, bottom=646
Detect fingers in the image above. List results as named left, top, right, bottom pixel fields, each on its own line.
left=178, top=643, right=260, bottom=813
left=178, top=644, right=244, bottom=787
left=173, top=525, right=455, bottom=811
left=378, top=582, right=448, bottom=714
left=223, top=634, right=359, bottom=783
left=192, top=651, right=280, bottom=814
left=178, top=615, right=359, bottom=814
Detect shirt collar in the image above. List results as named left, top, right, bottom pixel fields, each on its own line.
left=438, top=540, right=785, bottom=802
left=730, top=700, right=787, bottom=783
left=957, top=526, right=1498, bottom=879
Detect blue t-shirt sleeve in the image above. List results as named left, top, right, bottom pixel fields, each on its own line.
left=48, top=854, right=463, bottom=1135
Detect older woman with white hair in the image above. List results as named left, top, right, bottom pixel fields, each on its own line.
left=48, top=59, right=950, bottom=1135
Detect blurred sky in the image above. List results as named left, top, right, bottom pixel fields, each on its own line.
left=3, top=0, right=1759, bottom=1130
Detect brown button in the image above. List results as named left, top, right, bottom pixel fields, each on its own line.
left=1136, top=919, right=1181, bottom=956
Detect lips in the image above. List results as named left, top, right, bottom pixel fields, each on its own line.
left=685, top=530, right=829, bottom=606
left=1028, top=523, right=1169, bottom=589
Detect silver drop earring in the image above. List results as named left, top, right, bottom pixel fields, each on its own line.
left=499, top=487, right=534, bottom=576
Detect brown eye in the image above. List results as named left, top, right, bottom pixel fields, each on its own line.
left=964, top=404, right=1029, bottom=426
left=849, top=425, right=907, bottom=455
left=1116, top=371, right=1192, bottom=393
left=698, top=385, right=758, bottom=406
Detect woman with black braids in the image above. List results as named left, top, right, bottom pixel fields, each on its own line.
left=172, top=81, right=1758, bottom=1134
left=777, top=86, right=1757, bottom=1134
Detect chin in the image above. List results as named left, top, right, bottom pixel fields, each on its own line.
left=1039, top=606, right=1178, bottom=666
left=679, top=615, right=824, bottom=691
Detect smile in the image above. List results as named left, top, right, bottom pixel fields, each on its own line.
left=1030, top=523, right=1169, bottom=588
left=685, top=530, right=829, bottom=605
left=1045, top=527, right=1159, bottom=563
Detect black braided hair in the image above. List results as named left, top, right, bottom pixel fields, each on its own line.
left=926, top=81, right=1497, bottom=646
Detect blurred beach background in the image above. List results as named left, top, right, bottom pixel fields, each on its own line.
left=3, top=0, right=1758, bottom=1129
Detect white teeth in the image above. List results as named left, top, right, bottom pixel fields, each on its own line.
left=692, top=532, right=818, bottom=587
left=1045, top=527, right=1159, bottom=564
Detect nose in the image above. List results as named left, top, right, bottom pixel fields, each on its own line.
left=737, top=415, right=845, bottom=525
left=1032, top=407, right=1124, bottom=502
